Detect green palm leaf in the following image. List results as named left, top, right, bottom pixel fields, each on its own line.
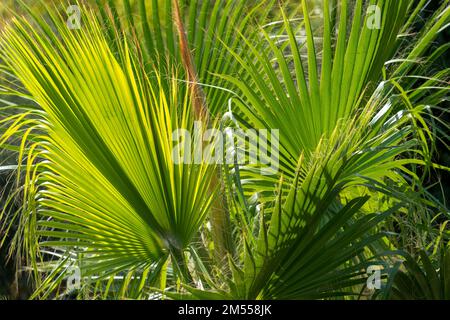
left=1, top=8, right=216, bottom=295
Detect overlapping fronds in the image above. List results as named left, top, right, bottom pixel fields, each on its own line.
left=0, top=0, right=448, bottom=300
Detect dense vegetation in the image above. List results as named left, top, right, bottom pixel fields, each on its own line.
left=0, top=0, right=449, bottom=300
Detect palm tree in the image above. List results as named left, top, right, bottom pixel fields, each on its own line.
left=0, top=0, right=449, bottom=299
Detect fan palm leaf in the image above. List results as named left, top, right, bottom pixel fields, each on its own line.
left=0, top=8, right=216, bottom=296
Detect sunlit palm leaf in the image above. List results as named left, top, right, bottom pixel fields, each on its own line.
left=0, top=9, right=216, bottom=294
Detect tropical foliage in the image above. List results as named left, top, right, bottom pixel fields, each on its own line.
left=0, top=0, right=449, bottom=300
